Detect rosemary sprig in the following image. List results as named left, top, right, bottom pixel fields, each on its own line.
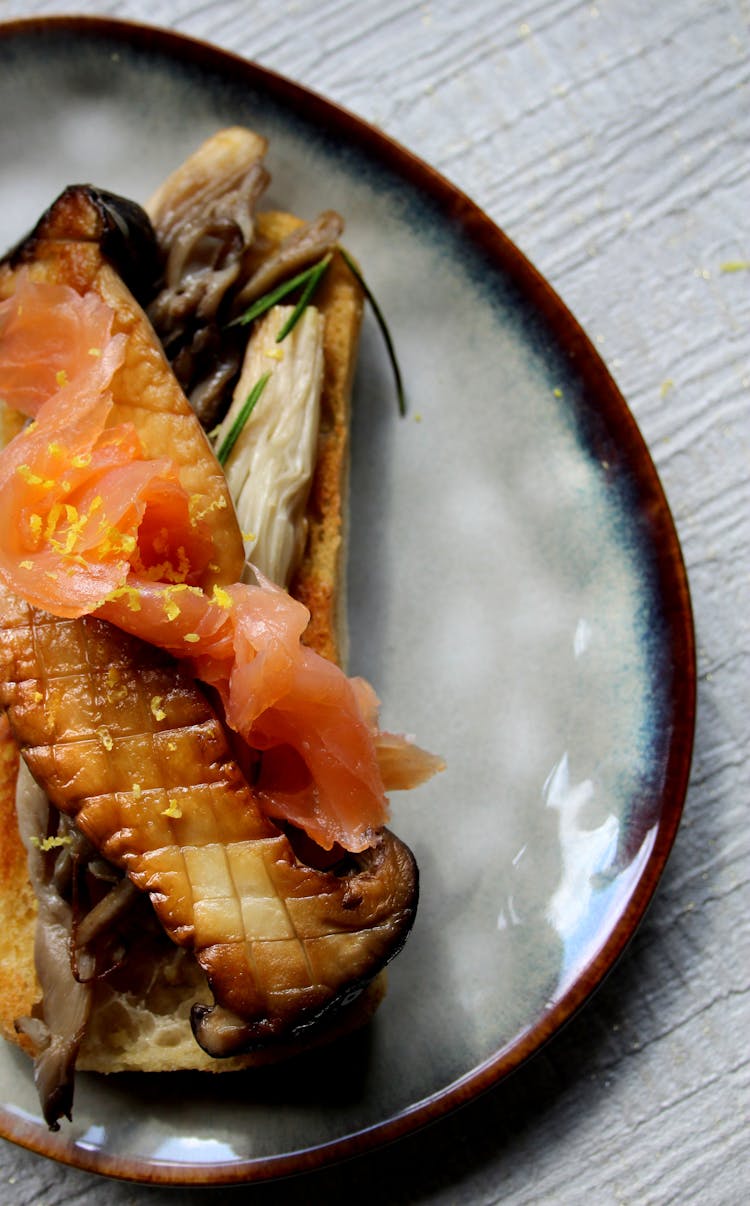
left=216, top=371, right=271, bottom=466
left=339, top=247, right=406, bottom=417
left=229, top=254, right=332, bottom=330
left=274, top=254, right=332, bottom=342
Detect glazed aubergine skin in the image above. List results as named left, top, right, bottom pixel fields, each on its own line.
left=4, top=183, right=162, bottom=304
left=0, top=184, right=419, bottom=1060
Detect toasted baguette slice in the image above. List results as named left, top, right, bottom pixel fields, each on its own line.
left=0, top=207, right=369, bottom=1075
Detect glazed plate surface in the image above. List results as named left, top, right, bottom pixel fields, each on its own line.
left=0, top=17, right=694, bottom=1185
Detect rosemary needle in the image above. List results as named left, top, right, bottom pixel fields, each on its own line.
left=339, top=247, right=406, bottom=417
left=216, top=371, right=271, bottom=466
left=229, top=255, right=331, bottom=330
left=275, top=254, right=332, bottom=342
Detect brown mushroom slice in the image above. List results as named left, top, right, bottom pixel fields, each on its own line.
left=232, top=209, right=344, bottom=311
left=0, top=583, right=418, bottom=1058
left=145, top=127, right=271, bottom=426
left=146, top=126, right=268, bottom=246
left=13, top=764, right=92, bottom=1129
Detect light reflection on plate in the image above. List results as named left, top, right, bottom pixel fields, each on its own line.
left=0, top=15, right=694, bottom=1186
left=151, top=1137, right=241, bottom=1164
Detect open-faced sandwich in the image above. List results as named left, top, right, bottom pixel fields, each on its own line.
left=0, top=128, right=442, bottom=1128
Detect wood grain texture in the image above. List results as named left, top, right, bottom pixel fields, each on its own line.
left=0, top=0, right=748, bottom=1203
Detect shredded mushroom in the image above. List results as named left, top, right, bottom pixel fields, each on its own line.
left=14, top=765, right=91, bottom=1129
left=232, top=209, right=344, bottom=311
left=146, top=128, right=271, bottom=427
left=13, top=764, right=140, bottom=1128
left=145, top=129, right=345, bottom=433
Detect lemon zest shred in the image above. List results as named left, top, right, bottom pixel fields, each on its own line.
left=105, top=584, right=142, bottom=612
left=164, top=597, right=181, bottom=621
left=211, top=584, right=233, bottom=610
left=176, top=547, right=190, bottom=580
left=44, top=502, right=64, bottom=540
left=190, top=495, right=228, bottom=523
left=30, top=834, right=73, bottom=851
left=16, top=464, right=55, bottom=490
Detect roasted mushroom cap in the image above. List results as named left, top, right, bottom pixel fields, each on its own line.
left=191, top=830, right=418, bottom=1057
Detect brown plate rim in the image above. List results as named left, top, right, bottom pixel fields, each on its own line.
left=0, top=12, right=696, bottom=1187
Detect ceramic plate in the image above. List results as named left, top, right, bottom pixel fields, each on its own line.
left=0, top=16, right=695, bottom=1186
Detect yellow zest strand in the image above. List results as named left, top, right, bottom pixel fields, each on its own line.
left=16, top=464, right=55, bottom=490
left=211, top=584, right=233, bottom=610
left=30, top=835, right=73, bottom=851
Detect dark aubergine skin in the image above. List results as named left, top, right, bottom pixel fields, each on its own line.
left=3, top=184, right=161, bottom=304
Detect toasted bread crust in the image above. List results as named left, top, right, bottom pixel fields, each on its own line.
left=0, top=717, right=37, bottom=1058
left=0, top=207, right=370, bottom=1074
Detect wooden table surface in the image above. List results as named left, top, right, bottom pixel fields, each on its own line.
left=0, top=1, right=747, bottom=1202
